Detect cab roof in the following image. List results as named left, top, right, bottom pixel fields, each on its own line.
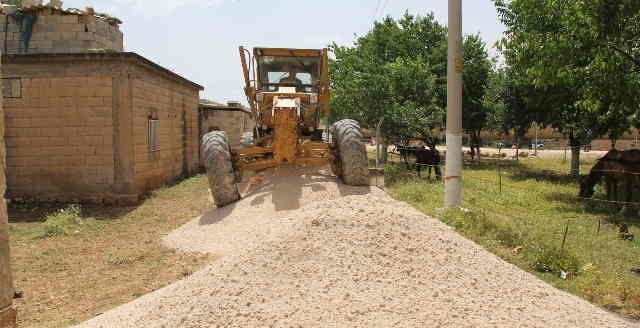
left=253, top=47, right=324, bottom=57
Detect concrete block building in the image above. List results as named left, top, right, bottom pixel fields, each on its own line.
left=0, top=53, right=16, bottom=327
left=199, top=99, right=254, bottom=148
left=0, top=5, right=123, bottom=54
left=2, top=52, right=203, bottom=204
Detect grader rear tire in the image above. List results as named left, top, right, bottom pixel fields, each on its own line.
left=332, top=119, right=369, bottom=186
left=202, top=131, right=241, bottom=207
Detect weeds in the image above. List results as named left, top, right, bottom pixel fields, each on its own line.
left=40, top=204, right=86, bottom=238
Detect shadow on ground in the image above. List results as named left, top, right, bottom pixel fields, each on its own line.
left=198, top=166, right=372, bottom=226
left=8, top=202, right=138, bottom=224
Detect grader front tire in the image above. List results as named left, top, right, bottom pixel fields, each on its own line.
left=202, top=131, right=241, bottom=207
left=332, top=119, right=369, bottom=186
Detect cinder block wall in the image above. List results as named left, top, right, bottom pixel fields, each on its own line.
left=0, top=51, right=16, bottom=327
left=131, top=66, right=200, bottom=194
left=2, top=53, right=202, bottom=204
left=0, top=10, right=123, bottom=54
left=200, top=109, right=253, bottom=148
left=3, top=58, right=116, bottom=202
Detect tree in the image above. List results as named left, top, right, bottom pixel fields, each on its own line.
left=494, top=0, right=640, bottom=175
left=329, top=13, right=448, bottom=163
left=330, top=13, right=495, bottom=164
left=461, top=35, right=492, bottom=159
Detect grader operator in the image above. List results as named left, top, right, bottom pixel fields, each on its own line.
left=202, top=46, right=369, bottom=207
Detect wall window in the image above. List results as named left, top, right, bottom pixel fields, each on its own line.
left=2, top=78, right=22, bottom=98
left=148, top=119, right=160, bottom=152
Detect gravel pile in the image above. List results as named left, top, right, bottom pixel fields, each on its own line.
left=77, top=167, right=637, bottom=328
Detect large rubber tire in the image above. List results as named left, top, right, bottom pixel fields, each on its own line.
left=202, top=131, right=241, bottom=207
left=332, top=119, right=369, bottom=186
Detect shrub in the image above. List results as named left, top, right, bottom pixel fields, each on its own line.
left=40, top=204, right=83, bottom=238
left=531, top=244, right=581, bottom=274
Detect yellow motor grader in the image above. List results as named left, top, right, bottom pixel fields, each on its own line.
left=202, top=46, right=369, bottom=207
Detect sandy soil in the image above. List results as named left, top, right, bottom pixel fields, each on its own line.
left=76, top=167, right=637, bottom=328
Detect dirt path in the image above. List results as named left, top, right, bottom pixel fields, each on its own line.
left=76, top=167, right=637, bottom=328
left=368, top=144, right=608, bottom=160
left=470, top=147, right=607, bottom=159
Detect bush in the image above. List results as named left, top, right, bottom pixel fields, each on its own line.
left=41, top=205, right=83, bottom=238
left=530, top=244, right=581, bottom=274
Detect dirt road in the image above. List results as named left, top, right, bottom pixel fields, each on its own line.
left=76, top=167, right=636, bottom=327
left=369, top=144, right=607, bottom=160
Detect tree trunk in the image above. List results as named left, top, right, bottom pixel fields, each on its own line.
left=375, top=118, right=386, bottom=165
left=515, top=135, right=520, bottom=161
left=473, top=132, right=481, bottom=158
left=569, top=134, right=580, bottom=176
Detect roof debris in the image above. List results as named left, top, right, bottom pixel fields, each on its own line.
left=0, top=2, right=122, bottom=25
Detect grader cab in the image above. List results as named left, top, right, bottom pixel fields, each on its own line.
left=202, top=46, right=369, bottom=207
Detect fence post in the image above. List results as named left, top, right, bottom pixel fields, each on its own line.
left=498, top=162, right=502, bottom=194
left=561, top=220, right=570, bottom=252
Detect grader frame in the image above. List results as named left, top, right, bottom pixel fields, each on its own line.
left=235, top=46, right=335, bottom=173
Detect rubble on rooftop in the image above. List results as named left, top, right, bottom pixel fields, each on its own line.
left=0, top=1, right=122, bottom=25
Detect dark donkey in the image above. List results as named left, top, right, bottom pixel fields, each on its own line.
left=395, top=145, right=442, bottom=179
left=395, top=144, right=417, bottom=166
left=579, top=149, right=640, bottom=202
left=414, top=147, right=442, bottom=179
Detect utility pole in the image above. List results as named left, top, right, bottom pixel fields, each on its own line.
left=445, top=0, right=463, bottom=208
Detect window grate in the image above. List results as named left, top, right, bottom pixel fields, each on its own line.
left=2, top=78, right=22, bottom=98
left=148, top=120, right=160, bottom=152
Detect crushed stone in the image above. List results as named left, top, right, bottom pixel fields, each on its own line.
left=76, top=167, right=638, bottom=328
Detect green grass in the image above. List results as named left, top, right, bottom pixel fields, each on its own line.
left=380, top=155, right=640, bottom=319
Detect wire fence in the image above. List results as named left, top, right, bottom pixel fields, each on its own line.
left=377, top=148, right=640, bottom=277
left=384, top=149, right=640, bottom=206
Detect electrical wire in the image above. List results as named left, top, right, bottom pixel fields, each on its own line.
left=379, top=0, right=389, bottom=20
left=371, top=0, right=382, bottom=24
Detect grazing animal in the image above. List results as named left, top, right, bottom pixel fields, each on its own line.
left=414, top=147, right=442, bottom=179
left=619, top=223, right=634, bottom=241
left=579, top=149, right=640, bottom=203
left=393, top=142, right=442, bottom=180
left=395, top=144, right=416, bottom=167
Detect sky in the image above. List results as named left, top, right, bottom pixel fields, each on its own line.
left=63, top=0, right=505, bottom=104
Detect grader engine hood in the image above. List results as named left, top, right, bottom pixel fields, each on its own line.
left=257, top=91, right=316, bottom=105
left=272, top=96, right=301, bottom=118
left=273, top=97, right=300, bottom=109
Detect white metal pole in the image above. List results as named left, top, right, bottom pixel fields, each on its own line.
left=445, top=0, right=463, bottom=208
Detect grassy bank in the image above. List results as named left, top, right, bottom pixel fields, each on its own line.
left=9, top=175, right=215, bottom=328
left=383, top=156, right=640, bottom=319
